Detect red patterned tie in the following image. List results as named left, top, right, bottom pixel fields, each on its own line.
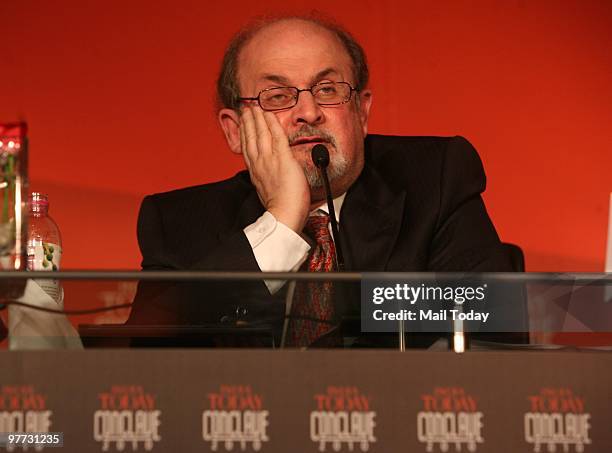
left=287, top=212, right=337, bottom=347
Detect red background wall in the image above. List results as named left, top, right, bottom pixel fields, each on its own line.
left=1, top=0, right=611, bottom=271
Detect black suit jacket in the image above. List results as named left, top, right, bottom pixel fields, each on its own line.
left=127, top=135, right=515, bottom=342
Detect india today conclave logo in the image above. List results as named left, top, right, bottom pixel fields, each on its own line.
left=417, top=386, right=484, bottom=452
left=524, top=388, right=591, bottom=452
left=202, top=384, right=269, bottom=451
left=93, top=385, right=161, bottom=451
left=310, top=385, right=377, bottom=452
left=0, top=385, right=53, bottom=452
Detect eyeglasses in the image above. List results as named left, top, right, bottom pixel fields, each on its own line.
left=238, top=81, right=357, bottom=111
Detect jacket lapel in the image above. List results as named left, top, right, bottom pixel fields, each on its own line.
left=340, top=162, right=406, bottom=271
left=218, top=171, right=266, bottom=243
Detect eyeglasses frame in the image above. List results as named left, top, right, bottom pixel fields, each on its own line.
left=238, top=81, right=358, bottom=111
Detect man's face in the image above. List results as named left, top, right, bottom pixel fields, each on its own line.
left=230, top=20, right=372, bottom=201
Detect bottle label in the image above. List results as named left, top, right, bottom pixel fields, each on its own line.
left=29, top=241, right=62, bottom=303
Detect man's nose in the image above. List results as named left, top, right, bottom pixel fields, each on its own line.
left=291, top=91, right=324, bottom=126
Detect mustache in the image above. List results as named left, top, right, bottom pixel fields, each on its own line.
left=288, top=126, right=337, bottom=148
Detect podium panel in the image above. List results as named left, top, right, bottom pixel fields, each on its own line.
left=0, top=350, right=610, bottom=452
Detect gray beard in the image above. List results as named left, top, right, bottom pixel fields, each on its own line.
left=287, top=125, right=346, bottom=188
left=304, top=152, right=348, bottom=188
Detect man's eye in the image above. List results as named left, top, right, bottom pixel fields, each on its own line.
left=271, top=94, right=290, bottom=100
left=317, top=86, right=339, bottom=96
left=263, top=90, right=294, bottom=105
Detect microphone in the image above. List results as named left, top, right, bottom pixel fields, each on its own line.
left=311, top=144, right=329, bottom=168
left=311, top=144, right=345, bottom=271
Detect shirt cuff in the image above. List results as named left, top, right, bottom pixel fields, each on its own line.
left=244, top=211, right=311, bottom=294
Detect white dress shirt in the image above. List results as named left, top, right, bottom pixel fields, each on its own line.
left=244, top=193, right=346, bottom=293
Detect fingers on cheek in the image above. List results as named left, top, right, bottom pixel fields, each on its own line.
left=239, top=124, right=245, bottom=152
left=264, top=112, right=280, bottom=133
left=253, top=109, right=271, bottom=149
left=255, top=127, right=270, bottom=153
left=244, top=115, right=262, bottom=164
left=242, top=109, right=257, bottom=146
left=262, top=112, right=273, bottom=130
left=266, top=113, right=289, bottom=151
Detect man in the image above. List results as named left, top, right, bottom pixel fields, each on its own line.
left=127, top=16, right=516, bottom=347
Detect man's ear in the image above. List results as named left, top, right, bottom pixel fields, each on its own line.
left=218, top=108, right=241, bottom=154
left=357, top=90, right=373, bottom=137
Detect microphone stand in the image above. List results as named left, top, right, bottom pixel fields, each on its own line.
left=311, top=145, right=344, bottom=271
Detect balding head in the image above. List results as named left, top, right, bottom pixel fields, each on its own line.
left=216, top=16, right=369, bottom=111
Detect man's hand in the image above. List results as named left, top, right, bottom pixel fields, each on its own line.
left=240, top=105, right=310, bottom=233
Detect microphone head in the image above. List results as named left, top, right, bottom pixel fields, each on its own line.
left=311, top=144, right=330, bottom=169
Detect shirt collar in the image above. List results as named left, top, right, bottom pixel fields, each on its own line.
left=312, top=192, right=346, bottom=224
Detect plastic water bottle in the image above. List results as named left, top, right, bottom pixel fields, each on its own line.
left=26, top=192, right=62, bottom=303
